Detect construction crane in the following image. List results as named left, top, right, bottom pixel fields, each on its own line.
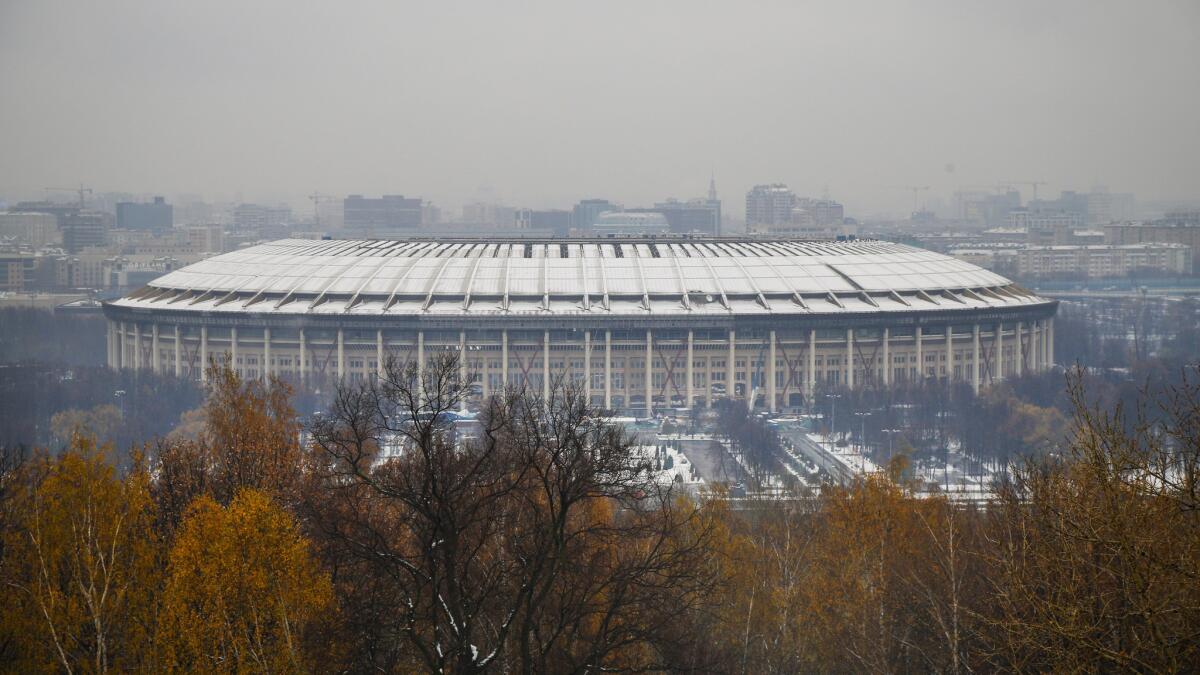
left=1002, top=180, right=1047, bottom=203
left=308, top=192, right=339, bottom=229
left=891, top=185, right=931, bottom=213
left=44, top=184, right=93, bottom=208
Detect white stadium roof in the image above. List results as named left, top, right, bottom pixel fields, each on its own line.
left=111, top=238, right=1051, bottom=318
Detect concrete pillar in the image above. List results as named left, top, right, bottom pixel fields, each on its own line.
left=501, top=329, right=509, bottom=388
left=200, top=325, right=208, bottom=382
left=336, top=329, right=344, bottom=379
left=417, top=330, right=424, bottom=385
left=645, top=329, right=653, bottom=418
left=460, top=330, right=467, bottom=388
left=230, top=326, right=238, bottom=375
left=1047, top=317, right=1054, bottom=367
left=298, top=329, right=306, bottom=385
left=377, top=329, right=385, bottom=379
left=727, top=329, right=736, bottom=401
left=481, top=343, right=490, bottom=399
left=687, top=329, right=695, bottom=410
left=945, top=327, right=952, bottom=387
left=1015, top=321, right=1023, bottom=376
left=845, top=328, right=854, bottom=389
left=263, top=327, right=271, bottom=380
left=882, top=327, right=890, bottom=386
left=604, top=329, right=612, bottom=409
left=972, top=324, right=980, bottom=395
left=768, top=330, right=776, bottom=412
left=543, top=330, right=551, bottom=403
left=995, top=322, right=1003, bottom=382
left=808, top=329, right=817, bottom=397
left=133, top=323, right=141, bottom=371
left=584, top=330, right=592, bottom=403
left=174, top=324, right=181, bottom=377
left=151, top=324, right=160, bottom=373
left=915, top=326, right=923, bottom=380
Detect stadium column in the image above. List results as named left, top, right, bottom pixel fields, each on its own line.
left=263, top=328, right=271, bottom=380
left=645, top=329, right=653, bottom=418
left=151, top=324, right=160, bottom=373
left=133, top=323, right=141, bottom=371
left=584, top=330, right=592, bottom=403
left=417, top=330, right=424, bottom=386
left=972, top=324, right=980, bottom=394
left=376, top=329, right=384, bottom=379
left=604, top=330, right=612, bottom=410
left=807, top=329, right=816, bottom=398
left=1015, top=321, right=1023, bottom=376
left=882, top=327, right=890, bottom=386
left=768, top=330, right=776, bottom=413
left=945, top=327, right=952, bottom=390
left=727, top=329, right=736, bottom=402
left=995, top=322, right=1003, bottom=382
left=845, top=328, right=854, bottom=389
left=174, top=325, right=181, bottom=377
left=687, top=329, right=694, bottom=411
left=460, top=331, right=468, bottom=410
left=200, top=326, right=208, bottom=382
left=230, top=327, right=238, bottom=375
left=336, top=329, right=344, bottom=380
left=915, top=326, right=923, bottom=380
left=298, top=329, right=306, bottom=385
left=543, top=330, right=551, bottom=403
left=1048, top=317, right=1054, bottom=367
left=501, top=329, right=509, bottom=389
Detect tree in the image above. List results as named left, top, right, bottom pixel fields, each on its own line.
left=158, top=489, right=332, bottom=673
left=307, top=354, right=722, bottom=672
left=0, top=437, right=160, bottom=673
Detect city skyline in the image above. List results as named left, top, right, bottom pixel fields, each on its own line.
left=3, top=0, right=1199, bottom=216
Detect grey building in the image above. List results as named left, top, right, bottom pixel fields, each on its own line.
left=116, top=197, right=173, bottom=232
left=343, top=195, right=423, bottom=236
left=62, top=212, right=108, bottom=253
left=745, top=184, right=797, bottom=232
left=515, top=209, right=573, bottom=236
left=572, top=199, right=618, bottom=233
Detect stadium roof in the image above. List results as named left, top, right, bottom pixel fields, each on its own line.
left=110, top=238, right=1052, bottom=318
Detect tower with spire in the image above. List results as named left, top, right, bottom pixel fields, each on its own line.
left=706, top=174, right=722, bottom=234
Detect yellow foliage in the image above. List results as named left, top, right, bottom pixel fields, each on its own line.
left=158, top=488, right=332, bottom=673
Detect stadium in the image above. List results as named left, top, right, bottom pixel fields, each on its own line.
left=103, top=237, right=1058, bottom=415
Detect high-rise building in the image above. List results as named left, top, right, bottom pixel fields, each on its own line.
left=233, top=203, right=292, bottom=231
left=343, top=195, right=422, bottom=236
left=515, top=209, right=572, bottom=236
left=62, top=212, right=108, bottom=253
left=572, top=199, right=618, bottom=233
left=745, top=184, right=797, bottom=233
left=116, top=197, right=173, bottom=232
left=0, top=212, right=61, bottom=248
left=653, top=182, right=722, bottom=236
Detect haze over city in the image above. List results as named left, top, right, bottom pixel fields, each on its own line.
left=3, top=0, right=1199, bottom=216
left=3, top=2, right=1200, bottom=672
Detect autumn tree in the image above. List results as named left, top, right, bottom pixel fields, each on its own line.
left=0, top=437, right=160, bottom=673
left=981, top=367, right=1200, bottom=671
left=306, top=354, right=723, bottom=673
left=158, top=488, right=332, bottom=673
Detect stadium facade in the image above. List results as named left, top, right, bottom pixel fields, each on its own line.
left=103, top=237, right=1058, bottom=415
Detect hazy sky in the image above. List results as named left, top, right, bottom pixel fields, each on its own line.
left=2, top=0, right=1198, bottom=216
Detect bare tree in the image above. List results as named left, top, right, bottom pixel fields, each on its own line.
left=307, top=353, right=722, bottom=673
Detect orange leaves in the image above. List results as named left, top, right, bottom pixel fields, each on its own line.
left=158, top=488, right=332, bottom=673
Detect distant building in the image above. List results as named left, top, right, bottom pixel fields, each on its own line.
left=1007, top=209, right=1085, bottom=245
left=591, top=211, right=671, bottom=237
left=461, top=202, right=516, bottom=228
left=793, top=198, right=844, bottom=228
left=342, top=195, right=422, bottom=236
left=572, top=199, right=618, bottom=233
left=1105, top=221, right=1200, bottom=252
left=0, top=212, right=60, bottom=248
left=745, top=184, right=797, bottom=233
left=116, top=196, right=173, bottom=232
left=62, top=212, right=108, bottom=253
left=515, top=209, right=572, bottom=236
left=653, top=198, right=721, bottom=235
left=1016, top=243, right=1191, bottom=278
left=956, top=190, right=1021, bottom=227
left=233, top=203, right=292, bottom=231
left=187, top=225, right=225, bottom=254
left=0, top=252, right=37, bottom=292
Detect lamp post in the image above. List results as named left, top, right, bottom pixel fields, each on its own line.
left=825, top=393, right=842, bottom=443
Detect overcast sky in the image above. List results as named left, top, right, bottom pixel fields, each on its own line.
left=2, top=0, right=1197, bottom=216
